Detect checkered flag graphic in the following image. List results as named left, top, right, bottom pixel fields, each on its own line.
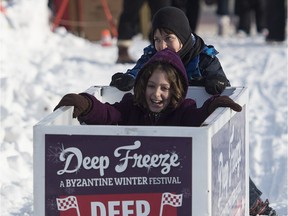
left=56, top=196, right=80, bottom=216
left=159, top=192, right=183, bottom=216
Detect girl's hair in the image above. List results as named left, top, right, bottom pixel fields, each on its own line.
left=134, top=61, right=186, bottom=110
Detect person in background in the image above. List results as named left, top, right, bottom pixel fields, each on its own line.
left=216, top=0, right=232, bottom=36
left=249, top=178, right=278, bottom=216
left=265, top=0, right=286, bottom=43
left=204, top=0, right=233, bottom=36
left=110, top=6, right=230, bottom=95
left=54, top=48, right=241, bottom=126
left=234, top=0, right=268, bottom=36
left=172, top=0, right=201, bottom=33
left=116, top=0, right=170, bottom=64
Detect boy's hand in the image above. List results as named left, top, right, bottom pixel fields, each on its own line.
left=110, top=72, right=135, bottom=91
left=205, top=76, right=228, bottom=95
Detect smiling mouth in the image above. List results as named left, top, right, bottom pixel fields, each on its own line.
left=151, top=99, right=163, bottom=105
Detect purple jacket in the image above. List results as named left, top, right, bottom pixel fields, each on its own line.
left=78, top=93, right=212, bottom=127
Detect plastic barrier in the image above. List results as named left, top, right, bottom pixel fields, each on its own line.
left=33, top=86, right=249, bottom=216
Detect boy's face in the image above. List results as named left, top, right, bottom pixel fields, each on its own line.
left=145, top=69, right=172, bottom=113
left=153, top=29, right=183, bottom=53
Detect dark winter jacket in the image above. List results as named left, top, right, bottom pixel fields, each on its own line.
left=126, top=34, right=230, bottom=89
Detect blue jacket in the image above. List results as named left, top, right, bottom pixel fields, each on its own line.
left=126, top=44, right=229, bottom=86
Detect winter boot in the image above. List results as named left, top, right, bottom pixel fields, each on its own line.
left=250, top=198, right=278, bottom=216
left=218, top=15, right=231, bottom=36
left=116, top=40, right=136, bottom=64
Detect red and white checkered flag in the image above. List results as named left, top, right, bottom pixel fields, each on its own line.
left=56, top=196, right=80, bottom=216
left=159, top=192, right=183, bottom=216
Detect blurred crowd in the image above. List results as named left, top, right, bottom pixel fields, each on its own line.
left=113, top=0, right=287, bottom=63
left=48, top=0, right=287, bottom=63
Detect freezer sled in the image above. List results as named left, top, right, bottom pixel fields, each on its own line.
left=33, top=86, right=249, bottom=216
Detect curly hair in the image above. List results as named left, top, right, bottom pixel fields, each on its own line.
left=134, top=61, right=186, bottom=110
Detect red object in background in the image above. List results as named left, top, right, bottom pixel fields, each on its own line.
left=51, top=0, right=70, bottom=32
left=100, top=0, right=118, bottom=38
left=0, top=3, right=6, bottom=14
left=100, top=29, right=113, bottom=46
left=0, top=1, right=15, bottom=28
left=50, top=0, right=118, bottom=40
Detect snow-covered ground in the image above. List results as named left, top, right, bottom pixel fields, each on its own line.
left=0, top=0, right=287, bottom=215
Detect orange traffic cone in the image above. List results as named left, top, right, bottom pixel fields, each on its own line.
left=100, top=29, right=112, bottom=46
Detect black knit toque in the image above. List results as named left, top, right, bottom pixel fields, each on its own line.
left=152, top=7, right=192, bottom=44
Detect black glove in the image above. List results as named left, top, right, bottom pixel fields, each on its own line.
left=109, top=72, right=135, bottom=91
left=188, top=77, right=205, bottom=86
left=54, top=93, right=91, bottom=118
left=205, top=76, right=229, bottom=95
left=208, top=96, right=242, bottom=115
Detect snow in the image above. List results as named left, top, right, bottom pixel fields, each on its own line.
left=0, top=0, right=287, bottom=215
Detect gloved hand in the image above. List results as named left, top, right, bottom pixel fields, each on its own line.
left=188, top=77, right=205, bottom=86
left=205, top=76, right=228, bottom=95
left=109, top=72, right=135, bottom=91
left=208, top=96, right=242, bottom=115
left=53, top=93, right=91, bottom=118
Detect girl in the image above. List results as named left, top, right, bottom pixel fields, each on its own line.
left=54, top=49, right=241, bottom=126
left=110, top=6, right=230, bottom=95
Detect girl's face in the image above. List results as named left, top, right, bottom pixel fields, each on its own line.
left=153, top=29, right=183, bottom=52
left=145, top=69, right=172, bottom=113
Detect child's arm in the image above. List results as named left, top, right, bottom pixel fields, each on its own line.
left=110, top=45, right=156, bottom=91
